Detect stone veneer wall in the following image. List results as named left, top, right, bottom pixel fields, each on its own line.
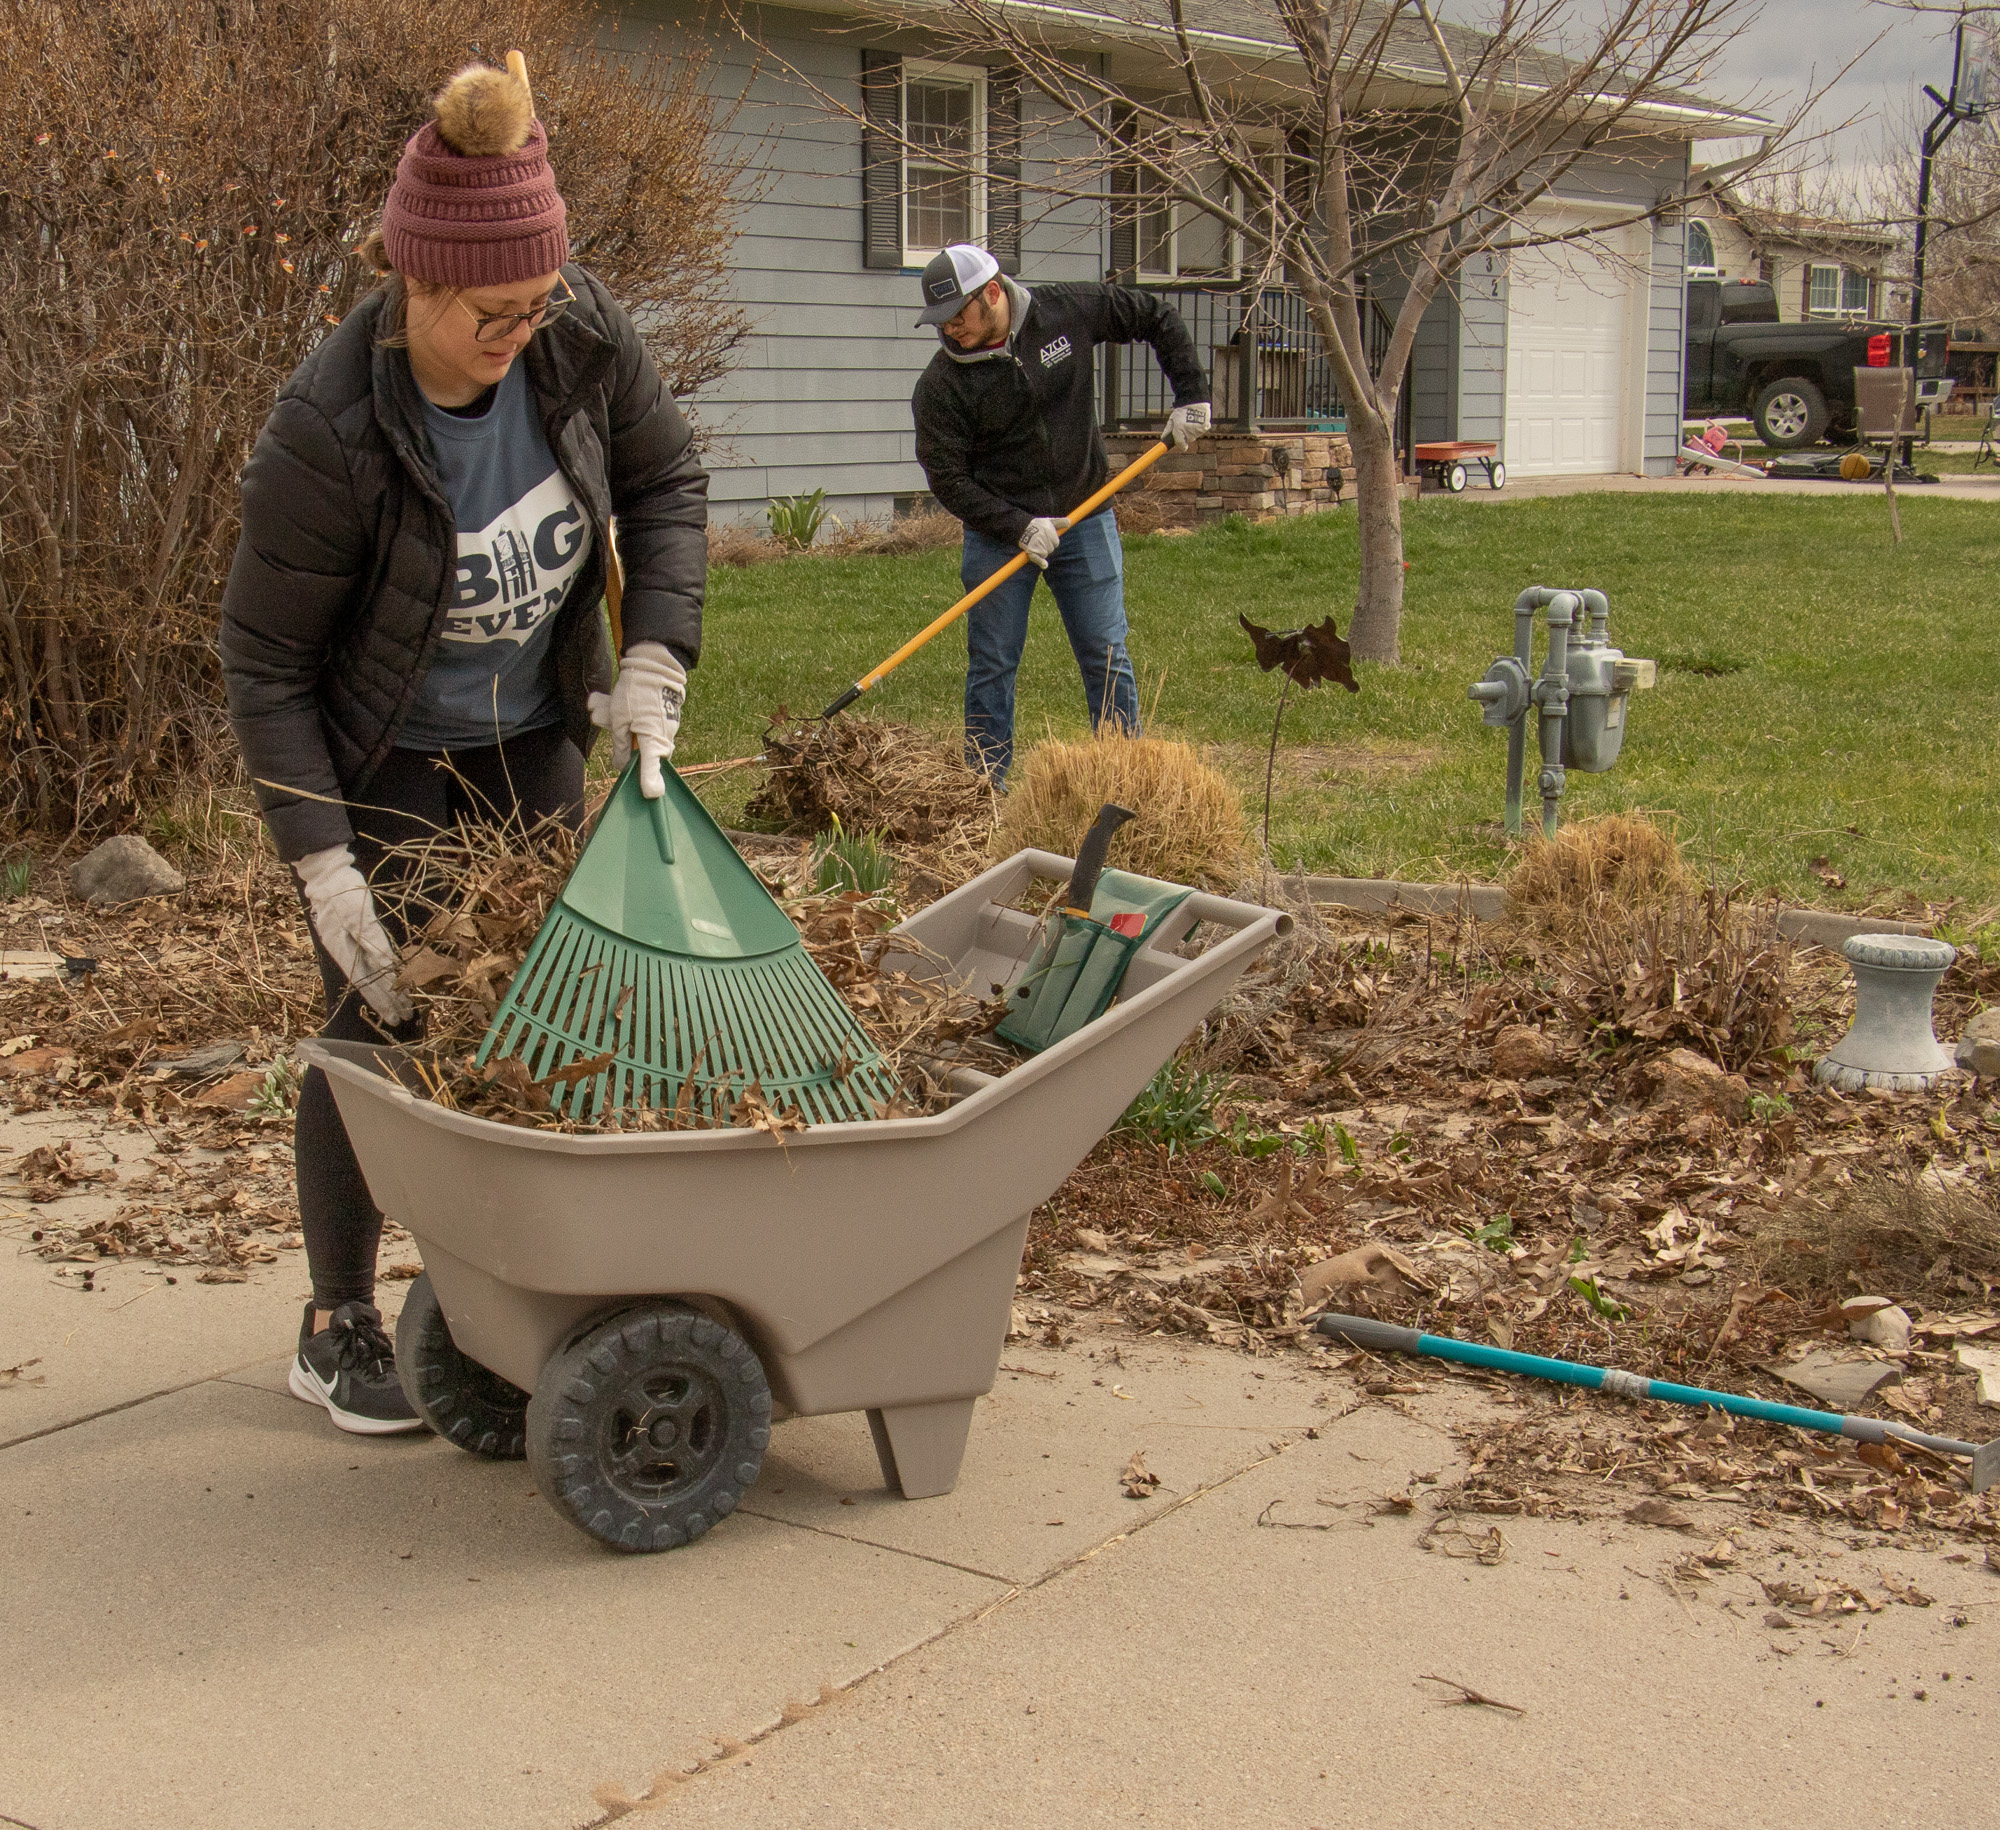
left=1103, top=430, right=1355, bottom=529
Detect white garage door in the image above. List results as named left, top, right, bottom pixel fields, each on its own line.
left=1504, top=232, right=1629, bottom=475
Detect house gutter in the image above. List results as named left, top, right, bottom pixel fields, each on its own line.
left=835, top=0, right=1773, bottom=135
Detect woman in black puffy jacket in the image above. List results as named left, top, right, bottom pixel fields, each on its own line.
left=219, top=61, right=707, bottom=1435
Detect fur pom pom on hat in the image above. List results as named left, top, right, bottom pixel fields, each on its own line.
left=381, top=62, right=568, bottom=289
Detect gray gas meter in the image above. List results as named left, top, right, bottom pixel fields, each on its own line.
left=1468, top=587, right=1655, bottom=837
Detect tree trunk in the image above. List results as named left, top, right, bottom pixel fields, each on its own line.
left=1346, top=407, right=1405, bottom=664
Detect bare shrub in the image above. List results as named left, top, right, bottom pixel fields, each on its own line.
left=0, top=0, right=746, bottom=833
left=1571, top=888, right=1796, bottom=1075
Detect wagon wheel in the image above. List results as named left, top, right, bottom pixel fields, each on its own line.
left=1446, top=462, right=1468, bottom=493
left=395, top=1271, right=530, bottom=1459
left=1488, top=461, right=1507, bottom=490
left=526, top=1304, right=772, bottom=1553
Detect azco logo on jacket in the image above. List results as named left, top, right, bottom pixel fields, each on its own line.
left=1039, top=335, right=1073, bottom=369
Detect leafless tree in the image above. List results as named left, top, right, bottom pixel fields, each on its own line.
left=755, top=0, right=1805, bottom=662
left=0, top=0, right=747, bottom=834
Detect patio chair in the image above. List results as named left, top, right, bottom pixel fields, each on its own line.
left=1852, top=366, right=1916, bottom=544
left=1976, top=394, right=2000, bottom=470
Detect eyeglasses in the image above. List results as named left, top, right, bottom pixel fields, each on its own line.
left=453, top=274, right=576, bottom=344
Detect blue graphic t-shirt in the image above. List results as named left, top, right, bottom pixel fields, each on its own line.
left=398, top=362, right=593, bottom=751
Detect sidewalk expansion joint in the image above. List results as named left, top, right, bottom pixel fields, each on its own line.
left=580, top=1435, right=1302, bottom=1824
left=732, top=1509, right=1016, bottom=1587
left=0, top=1356, right=290, bottom=1455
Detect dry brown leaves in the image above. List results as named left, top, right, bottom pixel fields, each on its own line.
left=749, top=713, right=996, bottom=884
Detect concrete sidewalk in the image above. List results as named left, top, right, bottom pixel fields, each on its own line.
left=5, top=1112, right=1998, bottom=1829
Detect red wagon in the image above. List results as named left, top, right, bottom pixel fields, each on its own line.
left=1414, top=440, right=1505, bottom=492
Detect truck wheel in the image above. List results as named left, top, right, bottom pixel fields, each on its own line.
left=1752, top=377, right=1828, bottom=450
left=396, top=1271, right=530, bottom=1459
left=527, top=1304, right=771, bottom=1553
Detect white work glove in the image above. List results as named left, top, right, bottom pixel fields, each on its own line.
left=294, top=845, right=413, bottom=1028
left=1018, top=516, right=1069, bottom=570
left=588, top=640, right=686, bottom=800
left=1165, top=402, right=1211, bottom=451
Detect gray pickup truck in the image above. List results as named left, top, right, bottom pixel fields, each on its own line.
left=1684, top=279, right=1951, bottom=449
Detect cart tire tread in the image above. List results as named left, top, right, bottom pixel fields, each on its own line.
left=395, top=1272, right=530, bottom=1459
left=527, top=1303, right=772, bottom=1554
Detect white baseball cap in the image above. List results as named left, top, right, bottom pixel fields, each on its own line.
left=915, top=244, right=1001, bottom=325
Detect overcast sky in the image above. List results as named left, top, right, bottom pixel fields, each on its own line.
left=1435, top=1, right=1978, bottom=186
left=1691, top=0, right=1968, bottom=178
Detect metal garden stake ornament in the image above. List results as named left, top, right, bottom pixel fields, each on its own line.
left=1239, top=613, right=1359, bottom=853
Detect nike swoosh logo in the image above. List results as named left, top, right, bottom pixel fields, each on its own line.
left=301, top=1356, right=339, bottom=1398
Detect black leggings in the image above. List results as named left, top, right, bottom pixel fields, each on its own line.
left=296, top=726, right=586, bottom=1310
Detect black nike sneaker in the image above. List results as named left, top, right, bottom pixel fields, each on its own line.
left=289, top=1299, right=426, bottom=1435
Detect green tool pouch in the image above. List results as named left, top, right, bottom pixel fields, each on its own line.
left=996, top=869, right=1195, bottom=1055
left=995, top=912, right=1143, bottom=1054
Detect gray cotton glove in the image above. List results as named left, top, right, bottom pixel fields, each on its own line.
left=588, top=641, right=686, bottom=799
left=1165, top=402, right=1211, bottom=451
left=1018, top=516, right=1069, bottom=570
left=293, top=844, right=413, bottom=1027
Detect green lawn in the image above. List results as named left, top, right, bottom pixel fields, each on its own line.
left=682, top=492, right=2000, bottom=912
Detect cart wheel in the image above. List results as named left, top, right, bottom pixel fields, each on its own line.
left=1488, top=461, right=1506, bottom=490
left=527, top=1304, right=771, bottom=1553
left=396, top=1271, right=529, bottom=1459
left=1446, top=462, right=1468, bottom=493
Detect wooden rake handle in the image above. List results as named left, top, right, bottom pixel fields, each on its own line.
left=819, top=439, right=1174, bottom=720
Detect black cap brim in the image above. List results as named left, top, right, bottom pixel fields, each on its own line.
left=915, top=295, right=969, bottom=327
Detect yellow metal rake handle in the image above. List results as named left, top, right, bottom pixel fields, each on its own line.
left=819, top=439, right=1173, bottom=720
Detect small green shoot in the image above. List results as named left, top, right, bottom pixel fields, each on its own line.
left=247, top=1054, right=303, bottom=1118
left=1117, top=1061, right=1226, bottom=1156
left=1467, top=1215, right=1515, bottom=1253
left=1567, top=1235, right=1588, bottom=1264
left=1200, top=1169, right=1229, bottom=1197
left=1569, top=1274, right=1631, bottom=1322
left=1748, top=1090, right=1794, bottom=1123
left=811, top=819, right=897, bottom=898
left=1331, top=1121, right=1360, bottom=1167
left=2, top=860, right=29, bottom=899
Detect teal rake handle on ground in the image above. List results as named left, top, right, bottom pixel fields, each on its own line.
left=1315, top=1313, right=1999, bottom=1492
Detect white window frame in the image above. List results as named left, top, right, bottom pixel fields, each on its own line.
left=1134, top=139, right=1285, bottom=282
left=1684, top=218, right=1717, bottom=275
left=1841, top=267, right=1873, bottom=314
left=901, top=59, right=987, bottom=267
left=1807, top=262, right=1842, bottom=316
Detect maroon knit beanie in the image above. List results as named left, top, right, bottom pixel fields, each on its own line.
left=381, top=65, right=569, bottom=289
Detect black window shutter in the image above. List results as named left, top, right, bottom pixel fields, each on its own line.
left=861, top=50, right=902, bottom=271
left=988, top=67, right=1024, bottom=274
left=1108, top=103, right=1137, bottom=278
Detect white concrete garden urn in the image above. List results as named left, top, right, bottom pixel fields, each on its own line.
left=1814, top=933, right=1958, bottom=1093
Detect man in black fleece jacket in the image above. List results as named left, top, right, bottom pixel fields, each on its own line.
left=910, top=243, right=1209, bottom=782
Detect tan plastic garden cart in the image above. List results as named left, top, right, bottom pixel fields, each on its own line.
left=304, top=847, right=1289, bottom=1553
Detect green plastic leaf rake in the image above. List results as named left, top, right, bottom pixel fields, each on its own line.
left=477, top=760, right=901, bottom=1125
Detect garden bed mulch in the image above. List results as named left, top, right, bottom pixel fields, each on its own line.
left=7, top=815, right=2000, bottom=1547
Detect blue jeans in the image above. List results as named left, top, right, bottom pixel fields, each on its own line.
left=961, top=509, right=1140, bottom=783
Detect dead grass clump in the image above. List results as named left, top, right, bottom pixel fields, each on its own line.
left=748, top=715, right=996, bottom=860
left=707, top=521, right=785, bottom=568
left=998, top=732, right=1251, bottom=891
left=1753, top=1163, right=2000, bottom=1304
left=834, top=507, right=961, bottom=557
left=705, top=508, right=962, bottom=568
left=1507, top=814, right=1688, bottom=933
